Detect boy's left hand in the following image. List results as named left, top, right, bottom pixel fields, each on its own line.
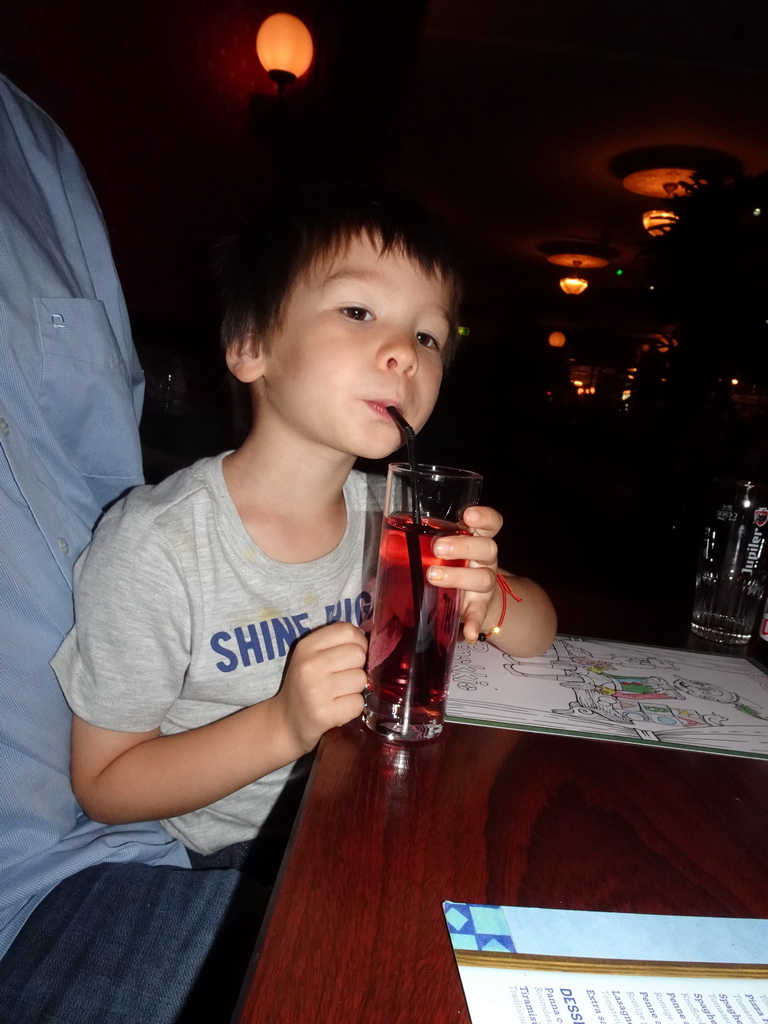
left=427, top=504, right=501, bottom=644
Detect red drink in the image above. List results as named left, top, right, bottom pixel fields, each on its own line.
left=363, top=461, right=482, bottom=742
left=365, top=513, right=468, bottom=738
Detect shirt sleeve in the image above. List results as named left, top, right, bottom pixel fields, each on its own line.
left=53, top=499, right=192, bottom=733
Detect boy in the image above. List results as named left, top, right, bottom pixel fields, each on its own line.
left=53, top=185, right=556, bottom=865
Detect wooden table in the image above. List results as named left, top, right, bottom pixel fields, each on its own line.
left=235, top=595, right=768, bottom=1023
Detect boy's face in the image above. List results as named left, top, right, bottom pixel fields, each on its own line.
left=234, top=234, right=452, bottom=462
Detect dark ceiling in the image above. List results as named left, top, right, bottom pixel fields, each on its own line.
left=394, top=0, right=768, bottom=346
left=3, top=0, right=768, bottom=355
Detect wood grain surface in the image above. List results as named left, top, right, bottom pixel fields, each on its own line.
left=235, top=713, right=768, bottom=1023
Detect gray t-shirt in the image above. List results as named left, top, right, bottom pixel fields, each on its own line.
left=54, top=453, right=383, bottom=854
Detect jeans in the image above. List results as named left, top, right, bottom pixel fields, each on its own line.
left=0, top=862, right=269, bottom=1024
left=186, top=834, right=287, bottom=885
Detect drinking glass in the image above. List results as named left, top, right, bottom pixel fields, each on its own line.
left=363, top=462, right=482, bottom=741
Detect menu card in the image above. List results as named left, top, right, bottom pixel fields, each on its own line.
left=446, top=635, right=768, bottom=758
left=443, top=902, right=768, bottom=1024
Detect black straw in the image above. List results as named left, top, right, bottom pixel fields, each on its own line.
left=387, top=407, right=430, bottom=710
left=386, top=406, right=422, bottom=526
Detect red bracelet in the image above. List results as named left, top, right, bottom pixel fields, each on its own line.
left=478, top=574, right=522, bottom=642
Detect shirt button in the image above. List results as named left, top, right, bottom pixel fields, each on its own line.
left=0, top=418, right=9, bottom=438
left=57, top=538, right=69, bottom=555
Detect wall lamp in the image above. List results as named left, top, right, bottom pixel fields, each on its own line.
left=256, top=13, right=314, bottom=98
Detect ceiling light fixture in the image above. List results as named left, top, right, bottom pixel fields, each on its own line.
left=624, top=169, right=696, bottom=198
left=610, top=146, right=743, bottom=198
left=540, top=244, right=619, bottom=294
left=546, top=252, right=608, bottom=269
left=554, top=255, right=589, bottom=295
left=559, top=277, right=588, bottom=295
left=642, top=209, right=679, bottom=236
left=540, top=245, right=619, bottom=295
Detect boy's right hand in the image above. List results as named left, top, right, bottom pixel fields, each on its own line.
left=69, top=621, right=368, bottom=826
left=273, top=621, right=368, bottom=755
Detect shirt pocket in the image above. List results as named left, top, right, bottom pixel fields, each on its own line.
left=36, top=297, right=143, bottom=480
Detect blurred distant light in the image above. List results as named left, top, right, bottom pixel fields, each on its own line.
left=548, top=331, right=566, bottom=348
left=616, top=268, right=623, bottom=276
left=731, top=378, right=739, bottom=385
left=621, top=389, right=632, bottom=401
left=458, top=326, right=470, bottom=337
left=572, top=380, right=584, bottom=387
left=754, top=208, right=762, bottom=216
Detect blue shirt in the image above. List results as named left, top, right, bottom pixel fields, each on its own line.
left=0, top=74, right=188, bottom=959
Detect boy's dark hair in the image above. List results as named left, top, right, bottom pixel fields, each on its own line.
left=214, top=183, right=463, bottom=364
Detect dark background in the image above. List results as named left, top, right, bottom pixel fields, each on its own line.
left=3, top=0, right=768, bottom=610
